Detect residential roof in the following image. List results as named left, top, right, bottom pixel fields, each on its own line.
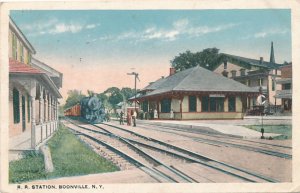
left=31, top=57, right=62, bottom=77
left=220, top=53, right=283, bottom=70
left=142, top=66, right=258, bottom=98
left=31, top=58, right=63, bottom=88
left=140, top=77, right=168, bottom=91
left=9, top=58, right=62, bottom=98
left=9, top=58, right=44, bottom=74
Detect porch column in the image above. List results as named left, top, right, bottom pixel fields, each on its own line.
left=48, top=94, right=51, bottom=122
left=56, top=100, right=59, bottom=120
left=55, top=99, right=58, bottom=131
left=54, top=98, right=56, bottom=120
left=51, top=96, right=53, bottom=121
left=30, top=81, right=37, bottom=149
left=39, top=86, right=44, bottom=142
left=44, top=91, right=48, bottom=123
left=156, top=100, right=159, bottom=119
left=39, top=86, right=44, bottom=123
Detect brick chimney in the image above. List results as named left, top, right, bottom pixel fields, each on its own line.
left=259, top=57, right=263, bottom=64
left=170, top=67, right=176, bottom=76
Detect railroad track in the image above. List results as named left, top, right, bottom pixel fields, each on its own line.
left=137, top=122, right=292, bottom=159
left=63, top=118, right=279, bottom=183
left=63, top=119, right=198, bottom=183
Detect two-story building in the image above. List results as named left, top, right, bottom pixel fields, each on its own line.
left=9, top=17, right=62, bottom=159
left=274, top=63, right=292, bottom=113
left=213, top=42, right=284, bottom=113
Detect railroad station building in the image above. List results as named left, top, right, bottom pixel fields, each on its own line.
left=213, top=42, right=284, bottom=113
left=8, top=17, right=62, bottom=158
left=135, top=66, right=258, bottom=120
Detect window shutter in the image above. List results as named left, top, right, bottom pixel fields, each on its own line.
left=27, top=95, right=31, bottom=122
left=13, top=88, right=20, bottom=123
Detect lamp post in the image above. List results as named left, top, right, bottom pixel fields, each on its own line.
left=127, top=71, right=139, bottom=127
left=257, top=88, right=266, bottom=139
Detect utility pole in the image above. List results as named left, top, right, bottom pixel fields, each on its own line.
left=127, top=72, right=140, bottom=126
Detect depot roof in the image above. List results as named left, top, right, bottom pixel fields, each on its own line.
left=141, top=66, right=258, bottom=98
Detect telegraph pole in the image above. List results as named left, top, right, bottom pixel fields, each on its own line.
left=127, top=71, right=139, bottom=126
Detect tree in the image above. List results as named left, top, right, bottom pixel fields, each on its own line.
left=120, top=87, right=135, bottom=100
left=171, top=48, right=225, bottom=72
left=64, top=90, right=86, bottom=109
left=103, top=87, right=123, bottom=109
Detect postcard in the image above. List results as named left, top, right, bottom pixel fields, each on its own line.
left=0, top=1, right=299, bottom=193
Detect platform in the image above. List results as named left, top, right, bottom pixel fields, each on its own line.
left=136, top=119, right=283, bottom=139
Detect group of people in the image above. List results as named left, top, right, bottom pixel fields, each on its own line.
left=119, top=110, right=137, bottom=126
left=119, top=108, right=175, bottom=126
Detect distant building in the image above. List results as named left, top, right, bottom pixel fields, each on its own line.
left=213, top=42, right=285, bottom=112
left=134, top=66, right=258, bottom=120
left=9, top=17, right=62, bottom=159
left=274, top=63, right=292, bottom=112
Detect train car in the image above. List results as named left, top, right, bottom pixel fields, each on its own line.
left=64, top=103, right=81, bottom=116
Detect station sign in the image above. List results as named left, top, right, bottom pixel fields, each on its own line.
left=209, top=94, right=225, bottom=97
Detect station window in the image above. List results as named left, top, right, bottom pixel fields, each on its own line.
left=161, top=98, right=171, bottom=113
left=228, top=96, right=236, bottom=112
left=188, top=96, right=197, bottom=112
left=13, top=88, right=20, bottom=124
left=20, top=44, right=24, bottom=63
left=202, top=96, right=224, bottom=112
left=201, top=96, right=209, bottom=112
left=12, top=33, right=18, bottom=60
left=210, top=97, right=224, bottom=112
left=142, top=101, right=149, bottom=112
left=28, top=53, right=32, bottom=64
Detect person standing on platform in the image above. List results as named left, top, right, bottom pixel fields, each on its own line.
left=132, top=110, right=137, bottom=127
left=127, top=111, right=131, bottom=126
left=119, top=111, right=124, bottom=125
left=154, top=109, right=158, bottom=119
left=170, top=109, right=174, bottom=120
left=150, top=109, right=154, bottom=120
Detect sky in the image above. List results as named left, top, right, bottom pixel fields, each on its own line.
left=10, top=10, right=291, bottom=103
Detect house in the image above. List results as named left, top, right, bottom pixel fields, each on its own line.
left=274, top=63, right=292, bottom=113
left=8, top=17, right=62, bottom=158
left=213, top=42, right=284, bottom=112
left=134, top=66, right=258, bottom=120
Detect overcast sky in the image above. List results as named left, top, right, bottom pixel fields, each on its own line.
left=10, top=10, right=291, bottom=103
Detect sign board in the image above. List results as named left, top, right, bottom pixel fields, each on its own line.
left=209, top=94, right=225, bottom=98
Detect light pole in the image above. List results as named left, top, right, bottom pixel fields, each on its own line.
left=127, top=72, right=140, bottom=126
left=257, top=89, right=266, bottom=139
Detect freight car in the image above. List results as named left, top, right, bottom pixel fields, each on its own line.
left=64, top=103, right=81, bottom=116
left=64, top=96, right=106, bottom=123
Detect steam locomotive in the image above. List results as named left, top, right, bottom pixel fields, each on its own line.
left=64, top=96, right=106, bottom=123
